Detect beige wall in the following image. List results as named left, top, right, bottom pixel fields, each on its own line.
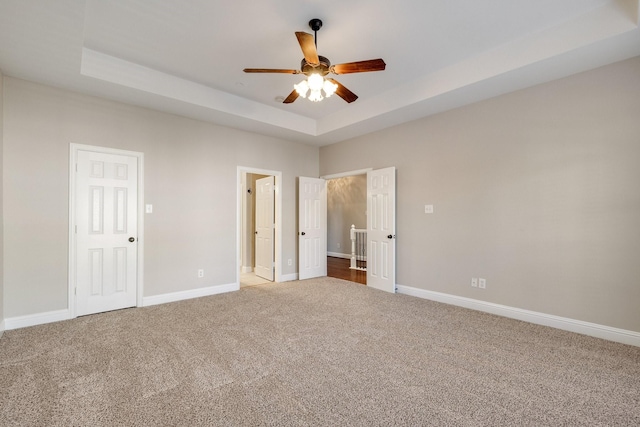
left=320, top=57, right=640, bottom=332
left=327, top=175, right=367, bottom=255
left=3, top=77, right=318, bottom=318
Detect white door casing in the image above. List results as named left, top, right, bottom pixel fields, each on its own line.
left=237, top=167, right=282, bottom=285
left=367, top=167, right=396, bottom=293
left=254, top=176, right=275, bottom=281
left=73, top=148, right=140, bottom=316
left=298, top=177, right=327, bottom=280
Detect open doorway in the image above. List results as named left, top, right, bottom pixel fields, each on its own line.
left=326, top=173, right=367, bottom=285
left=238, top=167, right=282, bottom=288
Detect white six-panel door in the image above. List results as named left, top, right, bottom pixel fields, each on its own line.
left=75, top=150, right=138, bottom=316
left=367, top=167, right=396, bottom=293
left=254, top=176, right=275, bottom=281
left=298, top=177, right=327, bottom=280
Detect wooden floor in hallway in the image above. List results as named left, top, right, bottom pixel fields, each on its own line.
left=327, top=256, right=366, bottom=285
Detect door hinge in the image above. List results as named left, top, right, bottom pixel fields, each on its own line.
left=75, top=225, right=77, bottom=233
left=74, top=287, right=77, bottom=295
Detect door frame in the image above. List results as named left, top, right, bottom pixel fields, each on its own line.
left=68, top=143, right=145, bottom=319
left=322, top=167, right=399, bottom=291
left=320, top=168, right=373, bottom=181
left=321, top=168, right=372, bottom=282
left=237, top=166, right=283, bottom=284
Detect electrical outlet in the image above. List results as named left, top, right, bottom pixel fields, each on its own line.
left=424, top=204, right=434, bottom=214
left=471, top=278, right=478, bottom=287
left=337, top=242, right=341, bottom=249
left=198, top=269, right=204, bottom=278
left=479, top=278, right=486, bottom=289
left=287, top=259, right=292, bottom=266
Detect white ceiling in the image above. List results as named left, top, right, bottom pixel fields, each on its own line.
left=1, top=0, right=639, bottom=146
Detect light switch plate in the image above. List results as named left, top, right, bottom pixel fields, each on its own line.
left=145, top=204, right=153, bottom=213
left=424, top=204, right=434, bottom=214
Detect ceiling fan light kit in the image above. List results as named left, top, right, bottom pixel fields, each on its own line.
left=294, top=73, right=337, bottom=102
left=243, top=18, right=386, bottom=104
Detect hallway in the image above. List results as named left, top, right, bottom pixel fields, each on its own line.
left=326, top=257, right=366, bottom=285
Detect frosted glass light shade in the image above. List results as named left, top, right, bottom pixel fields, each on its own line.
left=293, top=74, right=339, bottom=102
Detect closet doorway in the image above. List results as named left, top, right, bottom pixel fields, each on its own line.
left=238, top=167, right=282, bottom=288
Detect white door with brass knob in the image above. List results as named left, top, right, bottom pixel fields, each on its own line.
left=255, top=176, right=275, bottom=281
left=298, top=177, right=327, bottom=280
left=367, top=167, right=396, bottom=293
left=74, top=149, right=139, bottom=316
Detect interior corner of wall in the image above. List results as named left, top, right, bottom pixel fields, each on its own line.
left=618, top=0, right=640, bottom=24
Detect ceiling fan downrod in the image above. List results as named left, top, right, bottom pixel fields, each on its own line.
left=309, top=18, right=322, bottom=48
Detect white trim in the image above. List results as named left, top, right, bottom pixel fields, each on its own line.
left=143, top=283, right=238, bottom=307
left=4, top=309, right=71, bottom=331
left=321, top=168, right=372, bottom=180
left=69, top=143, right=145, bottom=319
left=0, top=319, right=5, bottom=334
left=279, top=273, right=298, bottom=282
left=3, top=282, right=236, bottom=329
left=397, top=285, right=640, bottom=347
left=327, top=252, right=351, bottom=259
left=237, top=167, right=283, bottom=285
left=241, top=266, right=253, bottom=274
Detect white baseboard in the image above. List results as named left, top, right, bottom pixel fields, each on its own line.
left=279, top=273, right=298, bottom=282
left=241, top=266, right=253, bottom=273
left=3, top=284, right=239, bottom=331
left=0, top=319, right=5, bottom=336
left=396, top=285, right=640, bottom=348
left=327, top=252, right=351, bottom=259
left=143, top=282, right=238, bottom=307
left=4, top=309, right=71, bottom=331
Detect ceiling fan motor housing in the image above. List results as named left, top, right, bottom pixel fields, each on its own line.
left=301, top=56, right=331, bottom=76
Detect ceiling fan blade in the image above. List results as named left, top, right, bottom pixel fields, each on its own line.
left=243, top=68, right=299, bottom=74
left=327, top=78, right=358, bottom=103
left=283, top=89, right=299, bottom=104
left=295, top=32, right=319, bottom=65
left=331, top=59, right=386, bottom=74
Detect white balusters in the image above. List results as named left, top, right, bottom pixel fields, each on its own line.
left=349, top=224, right=367, bottom=271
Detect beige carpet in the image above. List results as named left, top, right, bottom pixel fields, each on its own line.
left=1, top=277, right=639, bottom=426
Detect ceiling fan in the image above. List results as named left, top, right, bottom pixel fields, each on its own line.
left=243, top=19, right=386, bottom=104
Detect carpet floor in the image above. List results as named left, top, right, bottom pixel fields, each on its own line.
left=1, top=277, right=639, bottom=426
